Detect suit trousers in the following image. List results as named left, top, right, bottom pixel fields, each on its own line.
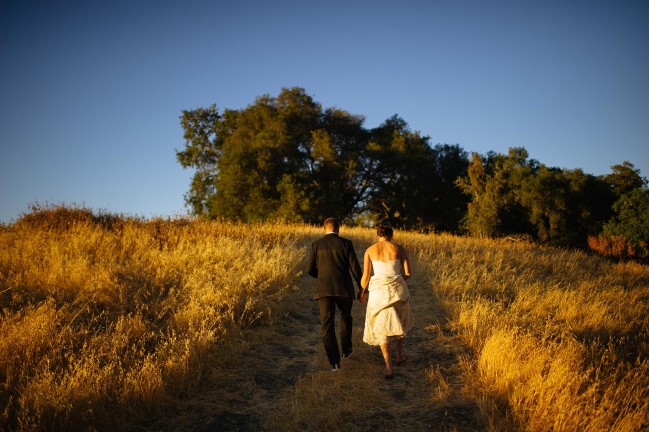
left=318, top=296, right=353, bottom=366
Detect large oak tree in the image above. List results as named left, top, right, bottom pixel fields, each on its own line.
left=177, top=88, right=377, bottom=223
left=176, top=87, right=469, bottom=228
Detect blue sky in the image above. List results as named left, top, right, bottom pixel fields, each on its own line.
left=1, top=0, right=648, bottom=223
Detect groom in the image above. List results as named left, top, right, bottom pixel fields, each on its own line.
left=307, top=217, right=363, bottom=371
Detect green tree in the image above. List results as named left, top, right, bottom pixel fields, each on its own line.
left=365, top=116, right=435, bottom=228
left=455, top=152, right=499, bottom=236
left=178, top=89, right=471, bottom=228
left=520, top=166, right=572, bottom=244
left=514, top=166, right=614, bottom=246
left=177, top=87, right=371, bottom=222
left=428, top=143, right=470, bottom=231
left=603, top=161, right=647, bottom=197
left=364, top=116, right=468, bottom=231
left=456, top=147, right=617, bottom=246
left=294, top=106, right=373, bottom=221
left=455, top=147, right=535, bottom=237
left=597, top=163, right=648, bottom=258
left=603, top=188, right=649, bottom=259
left=176, top=105, right=221, bottom=215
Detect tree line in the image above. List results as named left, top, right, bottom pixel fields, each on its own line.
left=177, top=87, right=648, bottom=258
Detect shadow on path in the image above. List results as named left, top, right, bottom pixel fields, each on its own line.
left=151, top=250, right=484, bottom=431
left=337, top=277, right=483, bottom=431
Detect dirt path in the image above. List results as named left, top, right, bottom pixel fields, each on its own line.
left=149, top=266, right=483, bottom=431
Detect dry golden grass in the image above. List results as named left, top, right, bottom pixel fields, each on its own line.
left=0, top=206, right=305, bottom=431
left=410, top=233, right=649, bottom=432
left=1, top=206, right=647, bottom=431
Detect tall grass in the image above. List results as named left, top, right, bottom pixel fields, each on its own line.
left=1, top=205, right=647, bottom=431
left=0, top=205, right=306, bottom=431
left=402, top=232, right=649, bottom=431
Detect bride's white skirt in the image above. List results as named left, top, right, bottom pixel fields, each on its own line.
left=363, top=275, right=414, bottom=346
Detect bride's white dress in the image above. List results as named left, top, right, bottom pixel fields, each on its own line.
left=362, top=259, right=414, bottom=345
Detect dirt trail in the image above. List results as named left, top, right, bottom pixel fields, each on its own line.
left=149, top=266, right=483, bottom=431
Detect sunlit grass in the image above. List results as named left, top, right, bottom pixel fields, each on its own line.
left=406, top=232, right=649, bottom=431
left=1, top=205, right=647, bottom=431
left=0, top=205, right=307, bottom=430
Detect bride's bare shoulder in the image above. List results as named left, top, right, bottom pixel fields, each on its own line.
left=365, top=243, right=378, bottom=256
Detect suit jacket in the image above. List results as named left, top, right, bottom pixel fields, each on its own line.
left=307, top=233, right=363, bottom=299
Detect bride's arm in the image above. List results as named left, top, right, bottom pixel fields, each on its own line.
left=359, top=249, right=373, bottom=302
left=400, top=245, right=411, bottom=280
left=360, top=249, right=373, bottom=289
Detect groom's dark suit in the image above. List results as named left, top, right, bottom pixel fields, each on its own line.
left=307, top=232, right=363, bottom=368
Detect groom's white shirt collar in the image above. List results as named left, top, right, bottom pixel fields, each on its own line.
left=326, top=231, right=338, bottom=235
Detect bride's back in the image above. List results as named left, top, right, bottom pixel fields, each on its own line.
left=369, top=241, right=402, bottom=262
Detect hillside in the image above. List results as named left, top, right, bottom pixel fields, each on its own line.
left=1, top=207, right=647, bottom=431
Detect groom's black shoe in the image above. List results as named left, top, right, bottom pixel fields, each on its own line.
left=342, top=348, right=354, bottom=359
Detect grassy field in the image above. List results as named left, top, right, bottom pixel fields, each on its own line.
left=0, top=206, right=647, bottom=431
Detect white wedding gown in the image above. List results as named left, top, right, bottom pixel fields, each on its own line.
left=362, top=259, right=414, bottom=345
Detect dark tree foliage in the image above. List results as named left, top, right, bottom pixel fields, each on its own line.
left=603, top=161, right=647, bottom=197
left=456, top=147, right=620, bottom=247
left=597, top=163, right=649, bottom=258
left=177, top=105, right=221, bottom=216
left=176, top=88, right=642, bottom=250
left=604, top=188, right=649, bottom=258
left=429, top=143, right=471, bottom=231
left=520, top=166, right=614, bottom=247
left=177, top=89, right=361, bottom=222
left=456, top=148, right=537, bottom=237
left=364, top=116, right=469, bottom=231
left=203, top=87, right=373, bottom=223
left=176, top=88, right=470, bottom=229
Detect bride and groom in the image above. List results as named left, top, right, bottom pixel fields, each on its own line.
left=306, top=217, right=414, bottom=379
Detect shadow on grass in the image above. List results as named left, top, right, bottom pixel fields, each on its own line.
left=148, top=240, right=496, bottom=431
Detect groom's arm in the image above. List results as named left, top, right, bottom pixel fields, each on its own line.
left=347, top=241, right=363, bottom=289
left=306, top=243, right=318, bottom=278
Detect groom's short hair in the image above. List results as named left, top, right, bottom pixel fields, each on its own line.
left=324, top=217, right=340, bottom=232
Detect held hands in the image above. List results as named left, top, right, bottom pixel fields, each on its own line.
left=358, top=289, right=367, bottom=303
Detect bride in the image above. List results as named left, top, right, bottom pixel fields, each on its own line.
left=359, top=224, right=414, bottom=379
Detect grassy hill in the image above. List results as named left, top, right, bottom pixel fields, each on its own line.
left=1, top=206, right=647, bottom=431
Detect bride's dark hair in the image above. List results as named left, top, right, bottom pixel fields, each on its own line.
left=376, top=224, right=393, bottom=239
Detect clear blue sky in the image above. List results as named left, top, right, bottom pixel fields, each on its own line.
left=1, top=0, right=648, bottom=223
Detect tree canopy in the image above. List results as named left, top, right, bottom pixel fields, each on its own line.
left=177, top=87, right=469, bottom=228
left=177, top=87, right=646, bottom=256
left=455, top=147, right=624, bottom=247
